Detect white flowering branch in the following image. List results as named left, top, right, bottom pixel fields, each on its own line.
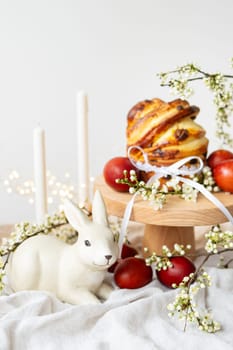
left=157, top=60, right=233, bottom=146
left=146, top=225, right=233, bottom=333
left=116, top=166, right=219, bottom=210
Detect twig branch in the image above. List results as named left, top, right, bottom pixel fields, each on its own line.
left=0, top=221, right=68, bottom=262
left=223, top=258, right=233, bottom=268
left=158, top=61, right=233, bottom=146
left=182, top=247, right=233, bottom=331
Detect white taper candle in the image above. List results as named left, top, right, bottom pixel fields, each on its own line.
left=77, top=91, right=89, bottom=206
left=33, top=126, right=48, bottom=223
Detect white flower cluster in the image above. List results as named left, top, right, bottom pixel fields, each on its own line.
left=145, top=252, right=173, bottom=271
left=167, top=271, right=220, bottom=333
left=118, top=166, right=218, bottom=211
left=203, top=73, right=225, bottom=90
left=200, top=166, right=219, bottom=192
left=158, top=63, right=199, bottom=98
left=167, top=287, right=195, bottom=321
left=183, top=165, right=219, bottom=193
left=120, top=171, right=169, bottom=210
left=0, top=258, right=5, bottom=293
left=170, top=80, right=194, bottom=99
left=193, top=270, right=211, bottom=290
left=0, top=212, right=68, bottom=256
left=206, top=73, right=233, bottom=147
left=52, top=224, right=78, bottom=244
left=158, top=60, right=233, bottom=146
left=198, top=315, right=221, bottom=333
left=205, top=225, right=233, bottom=253
left=145, top=243, right=191, bottom=271
left=180, top=183, right=198, bottom=202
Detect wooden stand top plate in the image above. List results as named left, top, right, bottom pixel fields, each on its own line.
left=95, top=176, right=233, bottom=227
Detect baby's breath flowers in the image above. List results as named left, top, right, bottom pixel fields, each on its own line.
left=146, top=225, right=233, bottom=333
left=167, top=271, right=221, bottom=333
left=117, top=170, right=169, bottom=210
left=116, top=166, right=219, bottom=210
left=157, top=60, right=233, bottom=146
left=0, top=257, right=5, bottom=294
left=145, top=243, right=191, bottom=270
left=205, top=224, right=233, bottom=253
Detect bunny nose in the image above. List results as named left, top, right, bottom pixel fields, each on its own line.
left=105, top=255, right=112, bottom=262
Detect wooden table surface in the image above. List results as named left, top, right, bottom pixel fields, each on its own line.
left=0, top=225, right=13, bottom=240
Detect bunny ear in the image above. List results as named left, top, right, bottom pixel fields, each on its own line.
left=63, top=199, right=90, bottom=231
left=92, top=190, right=109, bottom=226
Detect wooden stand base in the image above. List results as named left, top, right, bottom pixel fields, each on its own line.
left=143, top=224, right=195, bottom=257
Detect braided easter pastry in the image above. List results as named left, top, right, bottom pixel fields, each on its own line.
left=126, top=98, right=208, bottom=168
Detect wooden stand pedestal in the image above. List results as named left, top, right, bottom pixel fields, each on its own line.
left=143, top=225, right=195, bottom=256
left=94, top=176, right=233, bottom=255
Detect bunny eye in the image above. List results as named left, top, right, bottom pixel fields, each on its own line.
left=84, top=240, right=91, bottom=247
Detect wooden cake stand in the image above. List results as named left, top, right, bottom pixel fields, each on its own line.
left=95, top=176, right=233, bottom=256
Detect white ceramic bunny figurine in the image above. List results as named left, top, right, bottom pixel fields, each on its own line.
left=7, top=190, right=119, bottom=305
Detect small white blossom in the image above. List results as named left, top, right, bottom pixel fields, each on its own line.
left=129, top=187, right=136, bottom=194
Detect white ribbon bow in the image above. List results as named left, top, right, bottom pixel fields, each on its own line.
left=118, top=146, right=233, bottom=255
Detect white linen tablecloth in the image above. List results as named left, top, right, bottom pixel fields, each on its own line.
left=0, top=266, right=233, bottom=350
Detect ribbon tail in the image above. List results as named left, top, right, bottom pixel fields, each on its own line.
left=118, top=192, right=138, bottom=257
left=176, top=175, right=233, bottom=226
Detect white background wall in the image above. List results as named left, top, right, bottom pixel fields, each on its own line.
left=0, top=0, right=233, bottom=224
